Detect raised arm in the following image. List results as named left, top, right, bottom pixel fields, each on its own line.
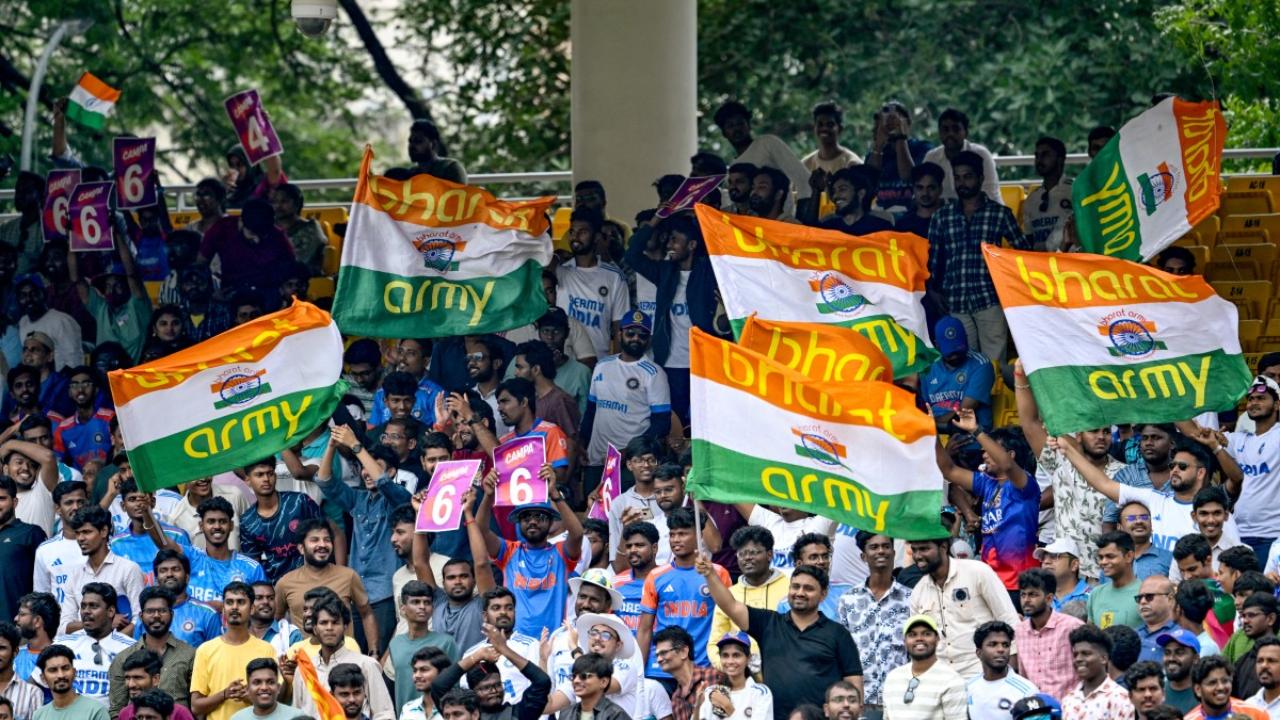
left=462, top=487, right=497, bottom=594
left=934, top=438, right=974, bottom=492
left=548, top=465, right=583, bottom=561
left=114, top=228, right=148, bottom=301
left=66, top=249, right=91, bottom=306
left=1178, top=421, right=1244, bottom=497
left=1012, top=360, right=1048, bottom=456
left=2, top=439, right=58, bottom=492
left=956, top=408, right=1028, bottom=489
left=695, top=552, right=747, bottom=629
left=1057, top=434, right=1120, bottom=502
left=474, top=468, right=503, bottom=558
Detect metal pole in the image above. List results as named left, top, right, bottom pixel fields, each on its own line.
left=20, top=21, right=74, bottom=172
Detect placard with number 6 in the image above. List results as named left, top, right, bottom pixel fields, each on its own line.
left=113, top=137, right=157, bottom=210
left=493, top=435, right=548, bottom=507
left=415, top=459, right=482, bottom=533
left=223, top=89, right=283, bottom=166
left=68, top=181, right=114, bottom=252
left=42, top=169, right=81, bottom=242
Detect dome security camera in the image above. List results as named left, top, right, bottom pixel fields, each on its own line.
left=291, top=0, right=338, bottom=37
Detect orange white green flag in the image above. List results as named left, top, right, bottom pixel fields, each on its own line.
left=983, top=244, right=1251, bottom=435
left=333, top=146, right=555, bottom=338
left=684, top=327, right=945, bottom=539
left=737, top=315, right=893, bottom=383
left=107, top=300, right=346, bottom=492
left=694, top=204, right=937, bottom=377
left=66, top=72, right=121, bottom=130
left=1073, top=97, right=1225, bottom=260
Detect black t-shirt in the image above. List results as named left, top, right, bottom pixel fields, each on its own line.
left=818, top=213, right=894, bottom=237
left=0, top=519, right=47, bottom=622
left=746, top=606, right=862, bottom=720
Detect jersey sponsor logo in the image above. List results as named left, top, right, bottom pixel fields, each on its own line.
left=660, top=599, right=710, bottom=618
left=597, top=399, right=630, bottom=413
left=1239, top=461, right=1272, bottom=476
left=513, top=572, right=559, bottom=591
left=626, top=378, right=640, bottom=390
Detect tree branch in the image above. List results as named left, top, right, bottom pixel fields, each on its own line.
left=338, top=0, right=434, bottom=121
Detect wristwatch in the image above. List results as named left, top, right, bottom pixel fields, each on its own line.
left=350, top=442, right=363, bottom=454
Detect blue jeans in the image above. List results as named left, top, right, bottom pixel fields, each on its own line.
left=1243, top=536, right=1275, bottom=570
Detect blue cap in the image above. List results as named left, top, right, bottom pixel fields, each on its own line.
left=715, top=631, right=751, bottom=650
left=1156, top=627, right=1201, bottom=654
left=510, top=502, right=560, bottom=522
left=14, top=273, right=45, bottom=291
left=935, top=316, right=968, bottom=355
left=621, top=309, right=652, bottom=333
left=1011, top=694, right=1061, bottom=720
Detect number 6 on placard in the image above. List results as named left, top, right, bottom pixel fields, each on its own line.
left=431, top=485, right=456, bottom=526
left=122, top=164, right=145, bottom=204
left=80, top=205, right=101, bottom=245
left=508, top=468, right=534, bottom=505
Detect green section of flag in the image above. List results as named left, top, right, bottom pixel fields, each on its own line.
left=65, top=101, right=107, bottom=130
left=1072, top=139, right=1144, bottom=260
left=730, top=312, right=937, bottom=378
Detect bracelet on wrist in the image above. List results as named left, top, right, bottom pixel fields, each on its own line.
left=1014, top=383, right=1031, bottom=389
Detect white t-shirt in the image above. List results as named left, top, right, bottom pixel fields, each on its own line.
left=106, top=488, right=184, bottom=534
left=461, top=633, right=540, bottom=705
left=635, top=678, right=673, bottom=720
left=922, top=141, right=1002, bottom=206
left=556, top=261, right=631, bottom=358
left=1022, top=179, right=1075, bottom=251
left=586, top=356, right=671, bottom=465
left=635, top=274, right=658, bottom=318
left=16, top=482, right=55, bottom=535
left=829, top=523, right=869, bottom=587
left=52, top=629, right=136, bottom=706
left=747, top=506, right=836, bottom=569
left=274, top=456, right=324, bottom=506
left=696, top=680, right=774, bottom=720
left=664, top=271, right=693, bottom=369
left=1225, top=424, right=1280, bottom=537
left=554, top=651, right=642, bottom=717
left=606, top=489, right=670, bottom=566
left=1117, top=485, right=1241, bottom=553
left=966, top=671, right=1040, bottom=720
left=33, top=535, right=84, bottom=605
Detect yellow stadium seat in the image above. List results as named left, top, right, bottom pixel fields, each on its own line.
left=551, top=206, right=573, bottom=253
left=1240, top=318, right=1263, bottom=352
left=308, top=276, right=335, bottom=299
left=1221, top=214, right=1280, bottom=245
left=300, top=206, right=348, bottom=226
left=1259, top=318, right=1280, bottom=352
left=1194, top=214, right=1221, bottom=235
left=1211, top=280, right=1273, bottom=320
left=1001, top=185, right=1026, bottom=224
left=169, top=211, right=199, bottom=229
left=144, top=281, right=162, bottom=303
left=1210, top=243, right=1277, bottom=281
left=1226, top=175, right=1280, bottom=211
left=1222, top=191, right=1274, bottom=217
left=1182, top=244, right=1210, bottom=270
left=322, top=245, right=341, bottom=276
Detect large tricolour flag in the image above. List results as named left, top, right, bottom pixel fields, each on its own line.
left=108, top=301, right=346, bottom=491
left=1074, top=97, right=1225, bottom=260
left=694, top=204, right=937, bottom=377
left=983, top=244, right=1250, bottom=435
left=333, top=147, right=555, bottom=338
left=66, top=72, right=120, bottom=130
left=685, top=328, right=945, bottom=539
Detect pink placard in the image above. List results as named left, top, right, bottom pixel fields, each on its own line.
left=42, top=169, right=81, bottom=242
left=68, top=181, right=114, bottom=252
left=589, top=444, right=623, bottom=521
left=223, top=89, right=283, bottom=166
left=656, top=174, right=725, bottom=219
left=415, top=459, right=482, bottom=532
left=113, top=137, right=157, bottom=210
left=493, top=435, right=547, bottom=507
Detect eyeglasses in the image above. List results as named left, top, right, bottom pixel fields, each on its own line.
left=587, top=628, right=617, bottom=641
left=573, top=672, right=600, bottom=680
left=1122, top=514, right=1151, bottom=522
left=629, top=457, right=659, bottom=466
left=903, top=676, right=920, bottom=704
left=1134, top=592, right=1172, bottom=604
left=465, top=352, right=489, bottom=362
left=655, top=648, right=677, bottom=659
left=735, top=548, right=768, bottom=558
left=1172, top=461, right=1196, bottom=471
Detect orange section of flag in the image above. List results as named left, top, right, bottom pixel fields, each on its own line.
left=738, top=315, right=892, bottom=383
left=77, top=72, right=121, bottom=102
left=295, top=649, right=346, bottom=720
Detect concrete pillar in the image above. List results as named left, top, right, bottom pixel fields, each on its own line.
left=570, top=0, right=697, bottom=225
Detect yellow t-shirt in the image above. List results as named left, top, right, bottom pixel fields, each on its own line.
left=191, top=635, right=277, bottom=720
left=288, top=635, right=361, bottom=657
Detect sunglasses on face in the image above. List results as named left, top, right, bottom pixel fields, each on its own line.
left=1171, top=461, right=1197, bottom=471
left=1123, top=514, right=1151, bottom=522
left=1135, top=592, right=1171, bottom=604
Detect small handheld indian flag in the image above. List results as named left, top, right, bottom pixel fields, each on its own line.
left=66, top=72, right=120, bottom=130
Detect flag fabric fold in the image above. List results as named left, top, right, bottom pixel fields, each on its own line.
left=108, top=300, right=347, bottom=491
left=686, top=327, right=945, bottom=539
left=737, top=315, right=893, bottom=383
left=983, top=244, right=1251, bottom=435
left=1073, top=97, right=1225, bottom=260
left=67, top=72, right=120, bottom=130
left=694, top=205, right=937, bottom=376
left=333, top=146, right=555, bottom=338
left=294, top=649, right=346, bottom=720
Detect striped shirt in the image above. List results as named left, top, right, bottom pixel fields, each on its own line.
left=882, top=661, right=968, bottom=719
left=0, top=676, right=44, bottom=720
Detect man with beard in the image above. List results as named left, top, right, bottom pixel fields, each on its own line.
left=556, top=207, right=629, bottom=360
left=4, top=435, right=59, bottom=534
left=607, top=438, right=668, bottom=570
left=927, top=150, right=1029, bottom=365
left=35, top=644, right=109, bottom=720
left=246, top=583, right=300, bottom=658
left=746, top=167, right=792, bottom=221
left=1219, top=375, right=1280, bottom=568
left=1061, top=624, right=1134, bottom=718
left=1162, top=625, right=1198, bottom=707
left=267, top=184, right=325, bottom=274
left=707, top=527, right=785, bottom=672
left=4, top=367, right=44, bottom=428
left=1185, top=656, right=1269, bottom=719
left=1016, top=569, right=1084, bottom=701
left=61, top=507, right=142, bottom=636
left=907, top=523, right=1020, bottom=678
left=882, top=615, right=966, bottom=719
left=0, top=621, right=43, bottom=720
left=327, top=664, right=371, bottom=720
left=835, top=532, right=910, bottom=719
left=432, top=623, right=550, bottom=720
left=922, top=108, right=1001, bottom=205
left=475, top=465, right=582, bottom=636
left=385, top=581, right=459, bottom=715
left=543, top=612, right=639, bottom=717
left=1017, top=359, right=1127, bottom=580
left=611, top=522, right=658, bottom=634
left=1246, top=635, right=1280, bottom=716
left=190, top=582, right=276, bottom=720
left=896, top=162, right=946, bottom=241
left=1120, top=501, right=1175, bottom=582
left=725, top=163, right=756, bottom=215
left=274, top=519, right=377, bottom=652
left=237, top=458, right=321, bottom=583
left=580, top=311, right=672, bottom=491
left=815, top=166, right=892, bottom=236
left=1021, top=136, right=1074, bottom=251
left=409, top=490, right=492, bottom=651
left=183, top=498, right=267, bottom=607
left=407, top=119, right=467, bottom=184
left=510, top=343, right=580, bottom=460
left=1104, top=424, right=1177, bottom=531
left=390, top=503, right=449, bottom=633
left=34, top=481, right=87, bottom=606
left=541, top=569, right=624, bottom=697
left=459, top=337, right=510, bottom=437
left=714, top=102, right=810, bottom=214
left=16, top=275, right=81, bottom=373
left=290, top=599, right=392, bottom=720
left=52, top=368, right=113, bottom=472
left=0, top=476, right=45, bottom=622
left=966, top=621, right=1038, bottom=720
left=150, top=551, right=223, bottom=647
left=823, top=681, right=862, bottom=720
left=699, top=555, right=862, bottom=720
left=456, top=590, right=541, bottom=706
left=1232, top=593, right=1279, bottom=700
left=54, top=582, right=136, bottom=707
left=169, top=265, right=232, bottom=343
left=535, top=308, right=593, bottom=410
left=14, top=593, right=59, bottom=682
left=107, top=587, right=196, bottom=716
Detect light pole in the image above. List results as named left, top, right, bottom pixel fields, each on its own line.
left=20, top=18, right=94, bottom=172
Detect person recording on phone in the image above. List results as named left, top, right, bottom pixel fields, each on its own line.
left=606, top=436, right=670, bottom=571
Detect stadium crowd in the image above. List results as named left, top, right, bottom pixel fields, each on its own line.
left=0, top=92, right=1274, bottom=720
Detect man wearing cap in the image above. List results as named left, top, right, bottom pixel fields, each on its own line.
left=907, top=522, right=1021, bottom=678
left=1157, top=626, right=1201, bottom=713
left=882, top=614, right=967, bottom=719
left=68, top=229, right=152, bottom=361
left=475, top=464, right=582, bottom=637
left=697, top=554, right=861, bottom=720
left=543, top=612, right=640, bottom=717
left=1219, top=375, right=1280, bottom=569
left=1009, top=694, right=1063, bottom=720
left=16, top=275, right=82, bottom=372
left=1036, top=538, right=1094, bottom=613
left=535, top=308, right=592, bottom=414
left=579, top=309, right=672, bottom=488
left=922, top=317, right=994, bottom=432
left=542, top=569, right=625, bottom=697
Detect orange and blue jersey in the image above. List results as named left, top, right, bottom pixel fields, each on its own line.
left=971, top=471, right=1041, bottom=591
left=494, top=538, right=573, bottom=636
left=498, top=419, right=570, bottom=470
left=641, top=561, right=729, bottom=678
left=52, top=408, right=115, bottom=471
left=612, top=568, right=648, bottom=633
